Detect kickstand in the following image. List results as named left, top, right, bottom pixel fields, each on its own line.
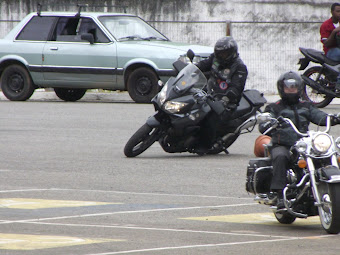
left=224, top=149, right=229, bottom=154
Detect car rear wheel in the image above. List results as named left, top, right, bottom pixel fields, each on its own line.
left=54, top=88, right=87, bottom=102
left=1, top=64, right=35, bottom=101
left=127, top=67, right=159, bottom=103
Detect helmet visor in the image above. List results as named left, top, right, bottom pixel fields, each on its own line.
left=283, top=78, right=299, bottom=94
left=215, top=47, right=234, bottom=61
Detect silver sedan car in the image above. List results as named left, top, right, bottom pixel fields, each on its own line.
left=0, top=10, right=213, bottom=103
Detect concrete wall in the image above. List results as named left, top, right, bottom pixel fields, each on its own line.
left=0, top=0, right=336, bottom=93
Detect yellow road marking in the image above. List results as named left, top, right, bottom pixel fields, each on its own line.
left=0, top=233, right=124, bottom=250
left=0, top=198, right=121, bottom=209
left=182, top=212, right=321, bottom=225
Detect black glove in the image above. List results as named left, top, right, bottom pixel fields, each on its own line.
left=259, top=118, right=279, bottom=134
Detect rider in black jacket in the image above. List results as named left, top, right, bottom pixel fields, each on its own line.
left=196, top=36, right=248, bottom=152
left=259, top=71, right=340, bottom=207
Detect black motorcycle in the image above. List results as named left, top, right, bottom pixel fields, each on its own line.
left=298, top=47, right=340, bottom=108
left=124, top=58, right=267, bottom=157
left=246, top=113, right=340, bottom=234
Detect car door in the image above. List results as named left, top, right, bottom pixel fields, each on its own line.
left=42, top=16, right=118, bottom=88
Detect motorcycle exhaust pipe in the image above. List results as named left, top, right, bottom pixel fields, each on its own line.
left=301, top=75, right=337, bottom=98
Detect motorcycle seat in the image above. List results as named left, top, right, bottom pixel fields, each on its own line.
left=300, top=47, right=340, bottom=65
left=231, top=96, right=251, bottom=119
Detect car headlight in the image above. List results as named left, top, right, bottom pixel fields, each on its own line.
left=312, top=134, right=332, bottom=154
left=164, top=101, right=188, bottom=113
left=158, top=83, right=168, bottom=105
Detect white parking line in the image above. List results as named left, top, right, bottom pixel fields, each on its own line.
left=19, top=221, right=297, bottom=239
left=0, top=203, right=257, bottom=224
left=82, top=235, right=335, bottom=255
left=0, top=188, right=254, bottom=200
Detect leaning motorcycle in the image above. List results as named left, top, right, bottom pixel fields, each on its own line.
left=246, top=113, right=340, bottom=234
left=298, top=47, right=340, bottom=108
left=124, top=60, right=266, bottom=157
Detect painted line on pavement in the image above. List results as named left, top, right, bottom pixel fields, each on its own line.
left=0, top=198, right=120, bottom=209
left=82, top=235, right=336, bottom=255
left=0, top=233, right=124, bottom=250
left=18, top=221, right=298, bottom=239
left=0, top=188, right=254, bottom=200
left=182, top=212, right=321, bottom=226
left=0, top=203, right=257, bottom=224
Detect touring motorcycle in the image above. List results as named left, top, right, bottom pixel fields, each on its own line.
left=246, top=113, right=340, bottom=234
left=124, top=57, right=266, bottom=157
left=298, top=47, right=340, bottom=108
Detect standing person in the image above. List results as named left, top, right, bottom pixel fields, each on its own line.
left=320, top=2, right=340, bottom=61
left=259, top=71, right=340, bottom=208
left=196, top=36, right=248, bottom=152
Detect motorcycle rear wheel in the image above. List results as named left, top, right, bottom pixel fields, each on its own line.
left=124, top=123, right=160, bottom=157
left=274, top=211, right=296, bottom=224
left=318, top=182, right=340, bottom=234
left=302, top=66, right=334, bottom=108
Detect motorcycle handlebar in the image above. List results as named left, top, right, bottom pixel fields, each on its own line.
left=258, top=113, right=333, bottom=136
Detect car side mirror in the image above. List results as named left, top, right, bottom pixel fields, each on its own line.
left=81, top=33, right=94, bottom=44
left=187, top=49, right=195, bottom=63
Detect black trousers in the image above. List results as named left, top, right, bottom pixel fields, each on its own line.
left=270, top=145, right=291, bottom=191
left=200, top=110, right=233, bottom=148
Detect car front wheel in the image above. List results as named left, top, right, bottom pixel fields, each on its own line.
left=54, top=88, right=87, bottom=102
left=127, top=67, right=159, bottom=103
left=1, top=64, right=35, bottom=101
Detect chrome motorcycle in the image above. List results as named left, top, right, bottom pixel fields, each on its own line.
left=246, top=113, right=340, bottom=234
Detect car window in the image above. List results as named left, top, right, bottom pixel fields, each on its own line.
left=99, top=16, right=168, bottom=41
left=52, top=17, right=109, bottom=43
left=16, top=16, right=56, bottom=41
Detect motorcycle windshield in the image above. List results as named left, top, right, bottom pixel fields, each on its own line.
left=173, top=63, right=207, bottom=91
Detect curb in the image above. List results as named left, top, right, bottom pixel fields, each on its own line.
left=1, top=91, right=340, bottom=105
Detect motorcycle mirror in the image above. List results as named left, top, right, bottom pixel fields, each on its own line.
left=187, top=49, right=195, bottom=63
left=257, top=112, right=272, bottom=123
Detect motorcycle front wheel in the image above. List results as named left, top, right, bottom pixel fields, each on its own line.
left=317, top=182, right=340, bottom=234
left=124, top=123, right=160, bottom=157
left=302, top=66, right=334, bottom=108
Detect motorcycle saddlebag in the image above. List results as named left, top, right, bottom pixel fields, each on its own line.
left=246, top=157, right=272, bottom=194
left=243, top=89, right=267, bottom=106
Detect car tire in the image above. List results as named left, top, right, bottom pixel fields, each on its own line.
left=54, top=88, right=87, bottom=102
left=0, top=64, right=35, bottom=101
left=127, top=67, right=159, bottom=103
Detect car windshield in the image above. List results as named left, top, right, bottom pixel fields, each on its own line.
left=98, top=16, right=168, bottom=42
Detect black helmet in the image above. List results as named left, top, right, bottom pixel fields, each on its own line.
left=277, top=71, right=303, bottom=104
left=214, top=36, right=238, bottom=65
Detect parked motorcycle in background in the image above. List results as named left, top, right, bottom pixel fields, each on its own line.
left=298, top=47, right=340, bottom=108
left=124, top=51, right=267, bottom=157
left=246, top=113, right=340, bottom=234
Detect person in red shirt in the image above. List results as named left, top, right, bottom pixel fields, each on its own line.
left=320, top=3, right=340, bottom=61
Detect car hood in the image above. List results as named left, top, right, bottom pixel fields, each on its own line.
left=124, top=40, right=213, bottom=56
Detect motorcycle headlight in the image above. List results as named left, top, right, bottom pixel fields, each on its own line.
left=158, top=83, right=168, bottom=105
left=336, top=137, right=340, bottom=150
left=312, top=134, right=332, bottom=154
left=164, top=101, right=189, bottom=113
left=296, top=141, right=308, bottom=153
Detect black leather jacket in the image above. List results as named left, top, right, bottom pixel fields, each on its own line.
left=259, top=99, right=330, bottom=147
left=196, top=53, right=248, bottom=105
